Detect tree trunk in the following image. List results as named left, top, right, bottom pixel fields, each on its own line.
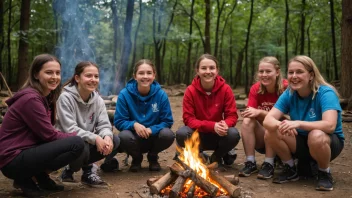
left=185, top=0, right=195, bottom=85
left=300, top=0, right=305, bottom=55
left=131, top=0, right=143, bottom=76
left=111, top=0, right=120, bottom=64
left=214, top=0, right=225, bottom=57
left=7, top=0, right=12, bottom=85
left=244, top=0, right=254, bottom=95
left=329, top=0, right=338, bottom=80
left=284, top=0, right=289, bottom=71
left=17, top=0, right=31, bottom=89
left=0, top=0, right=4, bottom=87
left=229, top=22, right=234, bottom=86
left=204, top=0, right=211, bottom=54
left=115, top=0, right=134, bottom=94
left=234, top=49, right=244, bottom=88
left=341, top=0, right=352, bottom=109
left=307, top=17, right=313, bottom=57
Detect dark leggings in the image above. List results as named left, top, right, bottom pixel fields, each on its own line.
left=1, top=136, right=84, bottom=182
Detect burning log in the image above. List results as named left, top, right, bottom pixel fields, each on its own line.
left=147, top=176, right=162, bottom=187
left=169, top=176, right=187, bottom=198
left=174, top=158, right=219, bottom=197
left=209, top=171, right=241, bottom=198
left=150, top=172, right=177, bottom=195
left=187, top=182, right=196, bottom=198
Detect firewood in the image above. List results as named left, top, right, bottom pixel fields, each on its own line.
left=209, top=171, right=241, bottom=198
left=187, top=182, right=196, bottom=198
left=174, top=158, right=219, bottom=197
left=149, top=172, right=177, bottom=195
left=169, top=176, right=187, bottom=198
left=147, top=176, right=162, bottom=187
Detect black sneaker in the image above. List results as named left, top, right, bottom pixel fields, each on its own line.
left=60, top=166, right=77, bottom=184
left=257, top=162, right=274, bottom=179
left=316, top=170, right=334, bottom=191
left=81, top=172, right=108, bottom=188
left=272, top=164, right=299, bottom=183
left=148, top=153, right=161, bottom=171
left=223, top=151, right=237, bottom=166
left=13, top=178, right=47, bottom=198
left=100, top=158, right=119, bottom=172
left=239, top=161, right=258, bottom=177
left=36, top=172, right=64, bottom=192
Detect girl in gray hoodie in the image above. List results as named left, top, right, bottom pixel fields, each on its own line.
left=56, top=61, right=120, bottom=188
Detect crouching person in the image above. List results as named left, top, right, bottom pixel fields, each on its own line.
left=56, top=61, right=120, bottom=188
left=0, top=54, right=85, bottom=197
left=176, top=54, right=241, bottom=166
left=263, top=55, right=344, bottom=191
left=114, top=59, right=174, bottom=172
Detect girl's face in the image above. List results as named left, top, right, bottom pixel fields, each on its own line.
left=258, top=62, right=279, bottom=88
left=134, top=63, right=156, bottom=88
left=196, top=58, right=218, bottom=85
left=35, top=61, right=61, bottom=96
left=75, top=65, right=99, bottom=94
left=287, top=61, right=313, bottom=92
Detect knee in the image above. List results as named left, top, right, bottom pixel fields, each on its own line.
left=118, top=130, right=135, bottom=142
left=112, top=134, right=121, bottom=149
left=175, top=126, right=193, bottom=147
left=264, top=129, right=277, bottom=144
left=308, top=130, right=329, bottom=149
left=227, top=127, right=241, bottom=144
left=159, top=128, right=175, bottom=142
left=241, top=117, right=256, bottom=126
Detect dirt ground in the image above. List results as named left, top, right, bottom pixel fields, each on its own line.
left=0, top=88, right=351, bottom=198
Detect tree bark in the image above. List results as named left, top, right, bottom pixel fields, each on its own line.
left=131, top=0, right=143, bottom=76
left=284, top=0, right=289, bottom=71
left=115, top=0, right=134, bottom=94
left=111, top=0, right=120, bottom=64
left=340, top=0, right=352, bottom=109
left=244, top=0, right=254, bottom=95
left=214, top=0, right=225, bottom=57
left=204, top=0, right=211, bottom=54
left=7, top=0, right=12, bottom=85
left=185, top=0, right=195, bottom=85
left=300, top=0, right=305, bottom=55
left=329, top=0, right=338, bottom=80
left=17, top=0, right=31, bottom=89
left=0, top=0, right=4, bottom=88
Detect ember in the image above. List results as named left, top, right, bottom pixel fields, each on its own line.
left=147, top=131, right=241, bottom=198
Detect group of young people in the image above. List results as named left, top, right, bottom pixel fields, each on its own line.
left=0, top=53, right=344, bottom=197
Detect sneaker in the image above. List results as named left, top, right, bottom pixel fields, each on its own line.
left=36, top=172, right=64, bottom=192
left=272, top=164, right=299, bottom=183
left=274, top=156, right=284, bottom=170
left=129, top=162, right=142, bottom=172
left=223, top=151, right=237, bottom=166
left=239, top=161, right=258, bottom=177
left=13, top=178, right=47, bottom=198
left=148, top=153, right=161, bottom=171
left=100, top=158, right=119, bottom=172
left=257, top=162, right=274, bottom=179
left=60, top=166, right=77, bottom=184
left=316, top=170, right=334, bottom=191
left=81, top=172, right=108, bottom=188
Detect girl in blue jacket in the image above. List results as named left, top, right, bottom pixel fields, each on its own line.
left=114, top=59, right=174, bottom=172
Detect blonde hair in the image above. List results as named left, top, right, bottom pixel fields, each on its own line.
left=288, top=55, right=339, bottom=99
left=256, top=56, right=285, bottom=95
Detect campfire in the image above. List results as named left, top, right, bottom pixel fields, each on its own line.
left=147, top=131, right=241, bottom=198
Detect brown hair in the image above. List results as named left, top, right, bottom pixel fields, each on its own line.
left=63, top=61, right=99, bottom=87
left=256, top=56, right=285, bottom=95
left=288, top=55, right=339, bottom=99
left=194, top=54, right=219, bottom=71
left=132, top=59, right=156, bottom=76
left=21, top=54, right=61, bottom=124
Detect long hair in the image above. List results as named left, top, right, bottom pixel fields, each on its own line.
left=256, top=56, right=285, bottom=95
left=21, top=54, right=61, bottom=124
left=288, top=55, right=339, bottom=99
left=63, top=61, right=99, bottom=87
left=194, top=53, right=219, bottom=72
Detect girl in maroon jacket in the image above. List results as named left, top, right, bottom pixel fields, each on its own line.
left=176, top=54, right=240, bottom=165
left=0, top=54, right=84, bottom=197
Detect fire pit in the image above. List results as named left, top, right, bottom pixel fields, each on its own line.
left=147, top=131, right=241, bottom=198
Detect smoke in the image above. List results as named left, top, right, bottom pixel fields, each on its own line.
left=53, top=0, right=115, bottom=95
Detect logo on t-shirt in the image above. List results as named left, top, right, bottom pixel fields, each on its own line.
left=152, top=102, right=159, bottom=112
left=308, top=108, right=316, bottom=118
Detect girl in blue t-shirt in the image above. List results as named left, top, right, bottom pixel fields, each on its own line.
left=263, top=55, right=344, bottom=191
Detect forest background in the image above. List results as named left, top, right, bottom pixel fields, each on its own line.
left=1, top=0, right=352, bottom=107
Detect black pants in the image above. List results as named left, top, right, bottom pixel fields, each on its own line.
left=69, top=134, right=120, bottom=172
left=176, top=126, right=241, bottom=161
left=1, top=136, right=84, bottom=182
left=118, top=128, right=175, bottom=163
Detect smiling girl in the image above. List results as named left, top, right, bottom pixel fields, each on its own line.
left=0, top=54, right=84, bottom=197
left=56, top=61, right=120, bottom=188
left=239, top=56, right=288, bottom=179
left=114, top=59, right=174, bottom=172
left=175, top=54, right=240, bottom=166
left=264, top=55, right=344, bottom=191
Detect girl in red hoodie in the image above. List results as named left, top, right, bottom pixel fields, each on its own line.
left=175, top=54, right=240, bottom=165
left=0, top=54, right=84, bottom=197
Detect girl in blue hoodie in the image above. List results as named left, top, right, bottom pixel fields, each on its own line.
left=114, top=59, right=174, bottom=172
